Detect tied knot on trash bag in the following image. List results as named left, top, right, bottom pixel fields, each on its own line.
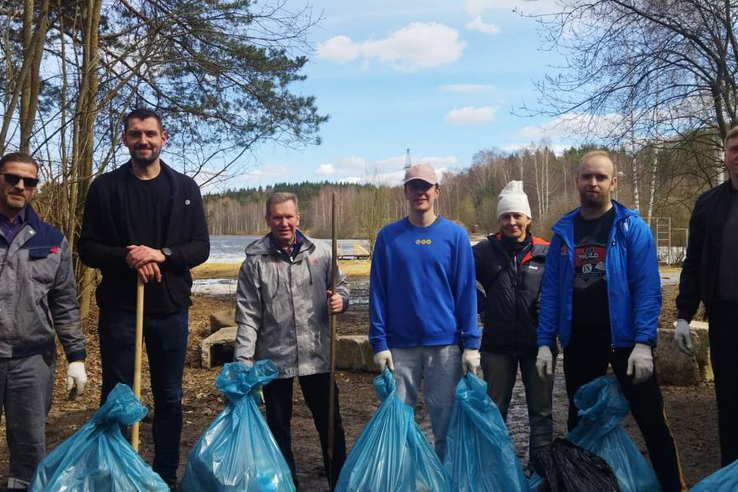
left=92, top=383, right=148, bottom=428
left=373, top=365, right=397, bottom=402
left=215, top=359, right=278, bottom=404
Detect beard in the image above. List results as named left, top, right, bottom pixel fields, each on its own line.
left=579, top=189, right=610, bottom=209
left=131, top=147, right=161, bottom=167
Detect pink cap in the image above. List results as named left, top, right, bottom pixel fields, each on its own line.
left=403, top=164, right=438, bottom=186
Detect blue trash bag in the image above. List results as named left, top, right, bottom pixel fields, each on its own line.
left=444, top=373, right=529, bottom=492
left=566, top=376, right=661, bottom=492
left=29, top=383, right=168, bottom=492
left=335, top=367, right=452, bottom=492
left=691, top=457, right=738, bottom=491
left=180, top=360, right=296, bottom=492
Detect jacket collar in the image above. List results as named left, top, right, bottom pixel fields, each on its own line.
left=551, top=200, right=636, bottom=239
left=246, top=229, right=315, bottom=258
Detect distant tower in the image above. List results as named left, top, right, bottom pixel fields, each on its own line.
left=404, top=148, right=411, bottom=169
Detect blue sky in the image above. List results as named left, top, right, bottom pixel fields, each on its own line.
left=234, top=0, right=577, bottom=189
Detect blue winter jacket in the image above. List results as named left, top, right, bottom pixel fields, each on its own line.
left=537, top=201, right=661, bottom=349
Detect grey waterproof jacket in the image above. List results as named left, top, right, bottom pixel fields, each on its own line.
left=234, top=232, right=349, bottom=378
left=0, top=206, right=85, bottom=361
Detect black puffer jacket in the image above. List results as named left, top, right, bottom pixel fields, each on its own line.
left=473, top=232, right=549, bottom=355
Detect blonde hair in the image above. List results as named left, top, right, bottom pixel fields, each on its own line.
left=578, top=150, right=615, bottom=176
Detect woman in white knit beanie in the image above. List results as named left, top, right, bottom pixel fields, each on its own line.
left=472, top=180, right=555, bottom=475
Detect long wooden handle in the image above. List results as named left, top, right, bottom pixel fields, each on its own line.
left=327, top=192, right=338, bottom=485
left=132, top=278, right=145, bottom=452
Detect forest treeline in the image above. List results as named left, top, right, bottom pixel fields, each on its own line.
left=205, top=137, right=721, bottom=248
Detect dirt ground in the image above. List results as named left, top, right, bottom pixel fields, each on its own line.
left=0, top=282, right=722, bottom=490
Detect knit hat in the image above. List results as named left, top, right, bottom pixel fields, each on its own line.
left=497, top=181, right=532, bottom=220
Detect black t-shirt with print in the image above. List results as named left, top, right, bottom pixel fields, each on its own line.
left=572, top=207, right=616, bottom=332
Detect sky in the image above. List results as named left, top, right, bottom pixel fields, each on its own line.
left=232, top=0, right=576, bottom=189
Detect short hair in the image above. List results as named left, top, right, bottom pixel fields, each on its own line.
left=0, top=152, right=39, bottom=173
left=265, top=192, right=299, bottom=217
left=124, top=108, right=164, bottom=132
left=578, top=150, right=615, bottom=176
left=725, top=127, right=738, bottom=148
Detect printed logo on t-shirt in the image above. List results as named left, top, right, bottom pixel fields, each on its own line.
left=415, top=239, right=432, bottom=245
left=574, top=245, right=607, bottom=287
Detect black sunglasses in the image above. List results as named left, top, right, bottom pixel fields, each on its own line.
left=1, top=172, right=39, bottom=188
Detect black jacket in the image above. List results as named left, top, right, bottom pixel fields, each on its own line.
left=473, top=233, right=549, bottom=355
left=677, top=180, right=735, bottom=321
left=78, top=160, right=210, bottom=312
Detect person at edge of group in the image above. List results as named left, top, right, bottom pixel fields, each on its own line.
left=675, top=125, right=738, bottom=469
left=535, top=150, right=687, bottom=491
left=234, top=192, right=349, bottom=490
left=0, top=152, right=87, bottom=491
left=369, top=163, right=481, bottom=460
left=473, top=180, right=552, bottom=476
left=78, top=108, right=210, bottom=491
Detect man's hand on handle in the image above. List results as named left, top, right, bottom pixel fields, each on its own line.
left=674, top=319, right=694, bottom=357
left=127, top=245, right=164, bottom=283
left=327, top=290, right=343, bottom=314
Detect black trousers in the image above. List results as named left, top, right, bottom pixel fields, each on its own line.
left=98, top=308, right=189, bottom=483
left=263, top=372, right=347, bottom=490
left=709, top=301, right=738, bottom=467
left=564, top=325, right=686, bottom=492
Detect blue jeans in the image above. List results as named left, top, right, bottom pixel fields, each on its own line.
left=390, top=345, right=462, bottom=459
left=98, top=308, right=188, bottom=483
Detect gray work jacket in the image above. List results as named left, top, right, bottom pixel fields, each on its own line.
left=234, top=232, right=349, bottom=378
left=0, top=206, right=85, bottom=361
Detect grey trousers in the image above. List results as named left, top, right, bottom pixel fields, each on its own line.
left=0, top=352, right=56, bottom=482
left=390, top=345, right=462, bottom=460
left=480, top=351, right=554, bottom=454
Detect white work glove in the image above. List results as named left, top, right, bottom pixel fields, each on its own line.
left=627, top=343, right=654, bottom=385
left=674, top=319, right=694, bottom=357
left=462, top=348, right=481, bottom=375
left=373, top=350, right=394, bottom=372
left=536, top=346, right=554, bottom=378
left=66, top=361, right=87, bottom=397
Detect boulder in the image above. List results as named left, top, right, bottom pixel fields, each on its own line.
left=655, top=321, right=712, bottom=386
left=336, top=335, right=379, bottom=372
left=209, top=308, right=236, bottom=334
left=201, top=326, right=237, bottom=368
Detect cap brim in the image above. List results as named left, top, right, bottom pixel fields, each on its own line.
left=404, top=177, right=438, bottom=185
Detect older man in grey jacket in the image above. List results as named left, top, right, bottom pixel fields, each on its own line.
left=0, top=152, right=87, bottom=491
left=235, top=191, right=349, bottom=489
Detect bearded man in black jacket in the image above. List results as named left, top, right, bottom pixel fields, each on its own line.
left=79, top=108, right=209, bottom=490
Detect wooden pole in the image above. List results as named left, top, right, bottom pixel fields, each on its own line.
left=131, top=278, right=144, bottom=452
left=327, top=192, right=338, bottom=486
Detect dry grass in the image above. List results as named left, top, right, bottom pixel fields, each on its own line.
left=192, top=259, right=371, bottom=280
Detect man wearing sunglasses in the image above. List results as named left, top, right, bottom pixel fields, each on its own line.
left=0, top=152, right=87, bottom=491
left=79, top=108, right=209, bottom=490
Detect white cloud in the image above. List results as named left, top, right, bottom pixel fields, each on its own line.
left=465, top=16, right=501, bottom=35
left=244, top=165, right=290, bottom=178
left=315, top=163, right=336, bottom=176
left=447, top=106, right=496, bottom=126
left=324, top=154, right=460, bottom=185
left=316, top=35, right=361, bottom=63
left=317, top=22, right=466, bottom=72
left=465, top=0, right=560, bottom=15
left=440, top=83, right=496, bottom=93
left=515, top=113, right=623, bottom=142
